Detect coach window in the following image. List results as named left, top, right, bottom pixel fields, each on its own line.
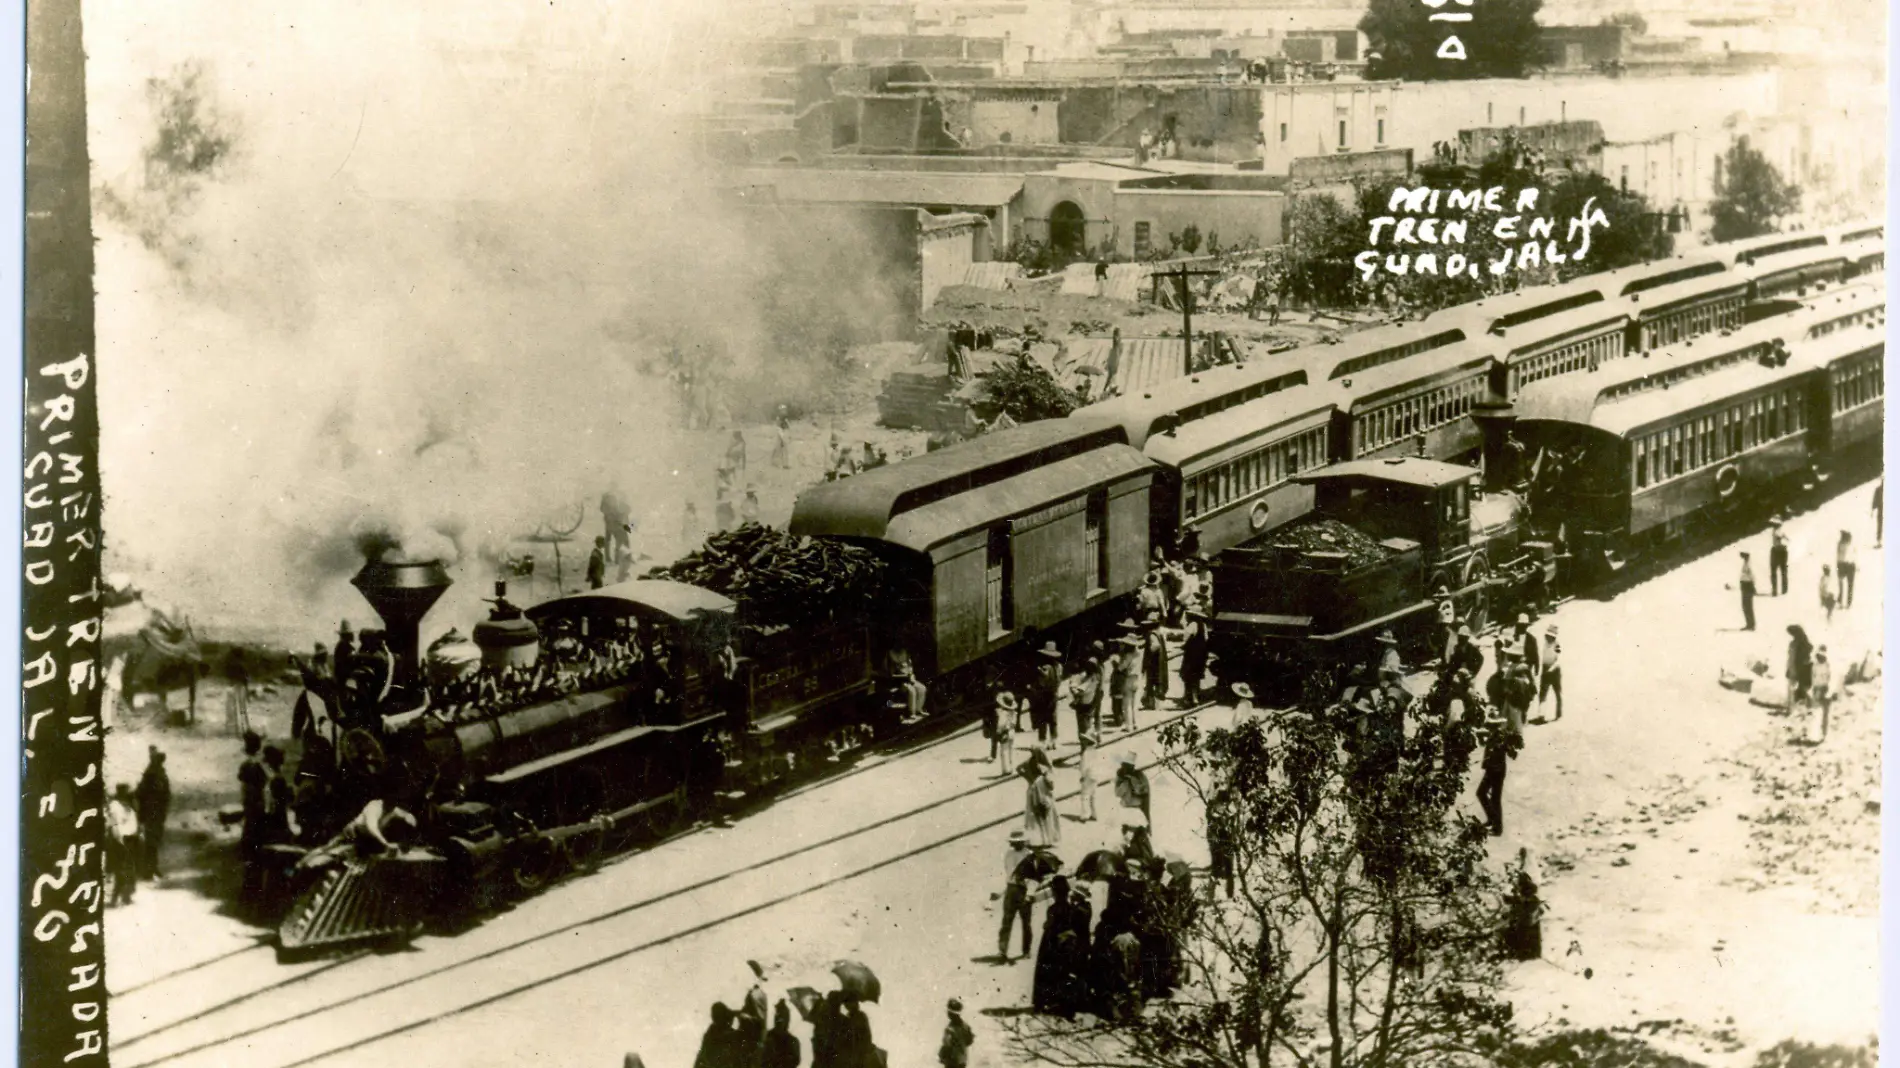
left=1634, top=438, right=1648, bottom=488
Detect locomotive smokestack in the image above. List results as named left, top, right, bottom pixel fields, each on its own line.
left=1471, top=399, right=1519, bottom=494
left=351, top=557, right=453, bottom=688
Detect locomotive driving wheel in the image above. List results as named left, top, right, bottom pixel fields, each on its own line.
left=1458, top=553, right=1492, bottom=636
left=509, top=833, right=560, bottom=893
left=562, top=818, right=611, bottom=874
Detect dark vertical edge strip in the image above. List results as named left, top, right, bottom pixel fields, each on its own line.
left=22, top=0, right=106, bottom=1065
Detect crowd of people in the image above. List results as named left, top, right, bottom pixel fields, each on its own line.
left=993, top=757, right=1198, bottom=1026
left=980, top=549, right=1217, bottom=782
left=682, top=961, right=884, bottom=1068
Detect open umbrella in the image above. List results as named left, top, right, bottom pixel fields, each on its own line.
left=1013, top=848, right=1063, bottom=882
left=831, top=960, right=882, bottom=1004
left=785, top=986, right=825, bottom=1022
left=1075, top=848, right=1125, bottom=881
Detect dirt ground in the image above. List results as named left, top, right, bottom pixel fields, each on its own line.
left=1492, top=482, right=1883, bottom=1067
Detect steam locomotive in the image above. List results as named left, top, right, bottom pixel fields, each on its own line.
left=270, top=224, right=1883, bottom=953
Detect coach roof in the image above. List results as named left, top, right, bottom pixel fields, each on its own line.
left=883, top=445, right=1156, bottom=553
left=1335, top=336, right=1498, bottom=405
left=1512, top=311, right=1813, bottom=427
left=1295, top=456, right=1476, bottom=489
left=1142, top=384, right=1337, bottom=469
left=788, top=418, right=1124, bottom=541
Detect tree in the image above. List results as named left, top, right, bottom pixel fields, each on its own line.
left=1003, top=670, right=1516, bottom=1068
left=1709, top=136, right=1802, bottom=242
left=1361, top=0, right=1544, bottom=81
left=1541, top=171, right=1674, bottom=279
left=1285, top=192, right=1364, bottom=307
left=1599, top=11, right=1648, bottom=35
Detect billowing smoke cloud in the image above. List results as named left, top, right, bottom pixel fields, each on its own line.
left=86, top=1, right=915, bottom=645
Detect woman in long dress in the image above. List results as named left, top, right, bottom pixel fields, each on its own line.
left=1024, top=750, right=1061, bottom=846
left=1034, top=875, right=1087, bottom=1016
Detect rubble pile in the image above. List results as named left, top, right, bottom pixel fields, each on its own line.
left=1268, top=518, right=1393, bottom=569
left=647, top=524, right=889, bottom=628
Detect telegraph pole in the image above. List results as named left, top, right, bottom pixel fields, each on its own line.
left=1156, top=262, right=1223, bottom=376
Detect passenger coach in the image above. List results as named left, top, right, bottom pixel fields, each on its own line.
left=1337, top=339, right=1497, bottom=464
left=789, top=418, right=1156, bottom=679
left=1141, top=384, right=1335, bottom=555
left=1506, top=312, right=1830, bottom=575
left=1800, top=318, right=1886, bottom=458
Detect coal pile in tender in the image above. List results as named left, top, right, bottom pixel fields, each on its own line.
left=1266, top=518, right=1393, bottom=569
left=648, top=524, right=889, bottom=628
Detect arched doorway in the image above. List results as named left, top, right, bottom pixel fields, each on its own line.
left=1050, top=201, right=1086, bottom=256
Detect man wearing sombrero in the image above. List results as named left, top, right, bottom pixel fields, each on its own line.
left=1030, top=641, right=1065, bottom=745
left=1179, top=605, right=1210, bottom=707
left=1137, top=569, right=1168, bottom=619
left=1141, top=618, right=1169, bottom=713
left=991, top=692, right=1019, bottom=776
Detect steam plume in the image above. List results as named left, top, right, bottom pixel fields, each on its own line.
left=87, top=0, right=914, bottom=645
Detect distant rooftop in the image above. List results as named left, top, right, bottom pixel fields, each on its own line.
left=729, top=167, right=1026, bottom=207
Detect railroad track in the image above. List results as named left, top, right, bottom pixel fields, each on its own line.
left=111, top=697, right=1215, bottom=1068
left=109, top=707, right=1000, bottom=1002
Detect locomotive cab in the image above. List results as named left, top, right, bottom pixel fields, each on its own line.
left=1308, top=459, right=1475, bottom=565
left=1210, top=457, right=1523, bottom=686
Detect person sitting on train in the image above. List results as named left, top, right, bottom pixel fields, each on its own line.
left=895, top=661, right=929, bottom=725
left=294, top=798, right=419, bottom=874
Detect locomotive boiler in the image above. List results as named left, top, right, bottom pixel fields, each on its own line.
left=275, top=545, right=882, bottom=954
